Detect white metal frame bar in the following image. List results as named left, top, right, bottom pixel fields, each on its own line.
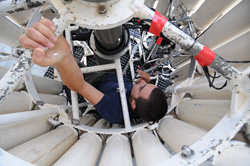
left=80, top=59, right=132, bottom=130
left=65, top=25, right=81, bottom=124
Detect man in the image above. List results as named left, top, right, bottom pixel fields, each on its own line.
left=19, top=18, right=168, bottom=124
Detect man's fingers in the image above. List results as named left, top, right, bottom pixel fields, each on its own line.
left=19, top=35, right=44, bottom=50
left=33, top=22, right=57, bottom=43
left=137, top=69, right=151, bottom=83
left=40, top=18, right=57, bottom=32
left=32, top=48, right=51, bottom=67
left=26, top=28, right=54, bottom=49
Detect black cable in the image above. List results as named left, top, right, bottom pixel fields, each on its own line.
left=202, top=66, right=227, bottom=90
left=196, top=14, right=222, bottom=40
left=225, top=60, right=250, bottom=63
left=217, top=54, right=250, bottom=64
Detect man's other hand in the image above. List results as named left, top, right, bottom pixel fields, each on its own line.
left=19, top=18, right=71, bottom=67
left=137, top=69, right=151, bottom=84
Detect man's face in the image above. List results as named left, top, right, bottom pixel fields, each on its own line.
left=131, top=79, right=156, bottom=100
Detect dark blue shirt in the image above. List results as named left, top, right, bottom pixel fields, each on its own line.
left=94, top=74, right=139, bottom=124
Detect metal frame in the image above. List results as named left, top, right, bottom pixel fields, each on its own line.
left=79, top=59, right=132, bottom=130
left=0, top=1, right=250, bottom=165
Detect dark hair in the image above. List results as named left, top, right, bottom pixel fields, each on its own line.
left=134, top=87, right=168, bottom=122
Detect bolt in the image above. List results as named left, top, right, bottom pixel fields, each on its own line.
left=72, top=119, right=80, bottom=125
left=181, top=145, right=194, bottom=158
left=98, top=5, right=107, bottom=14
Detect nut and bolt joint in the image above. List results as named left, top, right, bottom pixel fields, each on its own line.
left=181, top=145, right=195, bottom=158
left=98, top=6, right=107, bottom=14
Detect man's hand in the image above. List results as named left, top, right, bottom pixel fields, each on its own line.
left=137, top=69, right=151, bottom=84
left=19, top=18, right=71, bottom=67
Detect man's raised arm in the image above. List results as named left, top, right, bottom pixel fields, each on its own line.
left=19, top=18, right=103, bottom=105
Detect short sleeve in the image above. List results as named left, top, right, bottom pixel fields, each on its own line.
left=94, top=94, right=124, bottom=124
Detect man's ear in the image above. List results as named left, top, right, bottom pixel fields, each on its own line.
left=131, top=98, right=136, bottom=110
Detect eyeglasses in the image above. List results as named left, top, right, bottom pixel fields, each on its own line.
left=138, top=84, right=147, bottom=91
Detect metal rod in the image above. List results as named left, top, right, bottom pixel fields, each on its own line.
left=65, top=25, right=80, bottom=124
left=0, top=0, right=48, bottom=17
left=24, top=7, right=44, bottom=104
left=115, top=58, right=131, bottom=129
left=80, top=63, right=116, bottom=73
left=72, top=122, right=148, bottom=135
left=71, top=90, right=80, bottom=124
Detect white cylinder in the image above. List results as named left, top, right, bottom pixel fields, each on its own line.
left=93, top=119, right=111, bottom=128
left=39, top=93, right=67, bottom=105
left=80, top=114, right=97, bottom=126
left=33, top=75, right=63, bottom=95
left=132, top=129, right=171, bottom=166
left=93, top=119, right=111, bottom=139
left=99, top=135, right=133, bottom=166
left=177, top=99, right=230, bottom=130
left=0, top=91, right=32, bottom=114
left=191, top=89, right=231, bottom=99
left=0, top=108, right=59, bottom=126
left=0, top=115, right=52, bottom=150
left=0, top=148, right=35, bottom=166
left=8, top=126, right=77, bottom=165
left=54, top=133, right=102, bottom=166
left=158, top=116, right=207, bottom=153
left=214, top=144, right=250, bottom=166
left=190, top=77, right=231, bottom=99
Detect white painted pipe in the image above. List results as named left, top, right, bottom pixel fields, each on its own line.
left=158, top=116, right=207, bottom=153
left=0, top=0, right=47, bottom=17
left=80, top=63, right=116, bottom=73
left=0, top=108, right=59, bottom=126
left=99, top=135, right=133, bottom=166
left=54, top=133, right=102, bottom=166
left=177, top=99, right=230, bottom=130
left=132, top=129, right=171, bottom=166
left=0, top=66, right=25, bottom=90
left=115, top=58, right=132, bottom=130
left=214, top=143, right=250, bottom=166
left=71, top=90, right=80, bottom=123
left=39, top=93, right=67, bottom=105
left=0, top=91, right=32, bottom=114
left=0, top=115, right=52, bottom=150
left=80, top=114, right=97, bottom=126
left=0, top=66, right=63, bottom=94
left=8, top=126, right=77, bottom=166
